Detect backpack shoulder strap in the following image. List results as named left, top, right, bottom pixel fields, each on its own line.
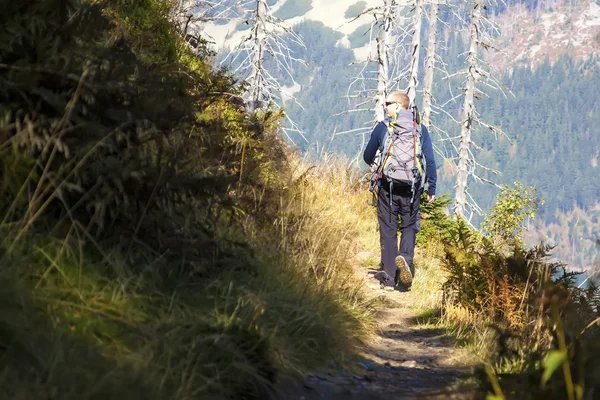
left=379, top=120, right=393, bottom=153
left=416, top=123, right=427, bottom=187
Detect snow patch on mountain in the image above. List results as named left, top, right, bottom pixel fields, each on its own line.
left=280, top=82, right=301, bottom=102
left=303, top=0, right=379, bottom=35
left=196, top=0, right=381, bottom=55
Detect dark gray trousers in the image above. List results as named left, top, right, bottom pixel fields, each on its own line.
left=377, top=181, right=421, bottom=287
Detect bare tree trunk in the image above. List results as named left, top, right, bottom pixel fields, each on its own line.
left=249, top=0, right=268, bottom=112
left=421, top=1, right=438, bottom=127
left=218, top=0, right=306, bottom=139
left=454, top=0, right=481, bottom=218
left=406, top=0, right=423, bottom=107
left=375, top=0, right=395, bottom=122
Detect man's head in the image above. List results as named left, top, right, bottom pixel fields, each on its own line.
left=384, top=90, right=410, bottom=118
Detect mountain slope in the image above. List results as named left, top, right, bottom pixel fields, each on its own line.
left=490, top=0, right=600, bottom=72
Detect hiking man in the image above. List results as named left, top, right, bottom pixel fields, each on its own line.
left=363, top=90, right=437, bottom=291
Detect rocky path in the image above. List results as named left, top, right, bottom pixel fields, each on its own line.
left=283, top=266, right=478, bottom=400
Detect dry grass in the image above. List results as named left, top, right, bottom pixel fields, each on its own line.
left=412, top=241, right=448, bottom=310
left=0, top=148, right=383, bottom=399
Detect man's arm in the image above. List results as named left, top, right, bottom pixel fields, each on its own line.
left=421, top=125, right=437, bottom=199
left=363, top=122, right=386, bottom=165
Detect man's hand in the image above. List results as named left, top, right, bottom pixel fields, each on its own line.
left=426, top=194, right=436, bottom=204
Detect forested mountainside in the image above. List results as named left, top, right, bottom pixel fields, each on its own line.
left=201, top=0, right=600, bottom=271
left=455, top=56, right=600, bottom=272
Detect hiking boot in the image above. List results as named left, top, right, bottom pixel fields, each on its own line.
left=373, top=271, right=388, bottom=282
left=395, top=255, right=413, bottom=285
left=395, top=283, right=411, bottom=292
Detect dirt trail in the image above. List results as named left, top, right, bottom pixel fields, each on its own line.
left=283, top=265, right=478, bottom=400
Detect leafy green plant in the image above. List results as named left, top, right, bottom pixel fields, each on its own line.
left=481, top=296, right=600, bottom=400
left=416, top=193, right=458, bottom=248
left=481, top=182, right=543, bottom=247
left=435, top=188, right=600, bottom=399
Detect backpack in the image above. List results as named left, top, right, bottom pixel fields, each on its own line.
left=368, top=108, right=426, bottom=203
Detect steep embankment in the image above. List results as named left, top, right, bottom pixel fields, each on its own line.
left=0, top=1, right=381, bottom=399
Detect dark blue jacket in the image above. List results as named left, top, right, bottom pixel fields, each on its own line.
left=363, top=121, right=437, bottom=196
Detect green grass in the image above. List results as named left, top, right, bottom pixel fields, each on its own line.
left=0, top=210, right=375, bottom=399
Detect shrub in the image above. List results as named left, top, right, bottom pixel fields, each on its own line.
left=417, top=193, right=458, bottom=248
left=481, top=182, right=543, bottom=248
left=436, top=189, right=600, bottom=399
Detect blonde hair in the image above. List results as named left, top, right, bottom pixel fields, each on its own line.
left=386, top=90, right=410, bottom=109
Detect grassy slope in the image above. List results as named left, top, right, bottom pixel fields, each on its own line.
left=0, top=1, right=380, bottom=398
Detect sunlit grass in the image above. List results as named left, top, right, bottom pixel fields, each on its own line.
left=412, top=241, right=448, bottom=310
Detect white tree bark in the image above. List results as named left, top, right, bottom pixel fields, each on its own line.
left=248, top=0, right=268, bottom=112
left=421, top=1, right=438, bottom=127
left=216, top=0, right=306, bottom=140
left=454, top=0, right=481, bottom=218
left=406, top=0, right=423, bottom=107
left=375, top=0, right=395, bottom=122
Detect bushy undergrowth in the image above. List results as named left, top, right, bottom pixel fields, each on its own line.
left=410, top=194, right=456, bottom=310
left=0, top=1, right=375, bottom=398
left=419, top=185, right=600, bottom=399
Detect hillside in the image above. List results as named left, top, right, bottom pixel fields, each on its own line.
left=0, top=1, right=379, bottom=398
left=490, top=0, right=600, bottom=72
left=196, top=0, right=382, bottom=60
left=198, top=0, right=600, bottom=66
